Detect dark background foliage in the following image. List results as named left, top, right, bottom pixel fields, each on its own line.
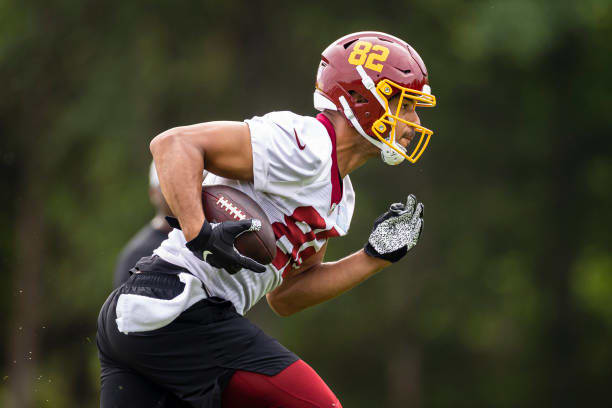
left=1, top=1, right=611, bottom=406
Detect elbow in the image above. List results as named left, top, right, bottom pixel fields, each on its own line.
left=266, top=293, right=298, bottom=317
left=150, top=127, right=184, bottom=158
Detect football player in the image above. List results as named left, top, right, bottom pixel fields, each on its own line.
left=97, top=31, right=436, bottom=408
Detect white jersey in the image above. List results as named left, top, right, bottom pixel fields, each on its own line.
left=154, top=111, right=355, bottom=315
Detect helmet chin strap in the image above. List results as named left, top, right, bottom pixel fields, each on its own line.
left=332, top=65, right=404, bottom=165
left=354, top=65, right=406, bottom=165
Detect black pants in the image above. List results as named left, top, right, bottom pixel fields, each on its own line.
left=97, top=271, right=298, bottom=408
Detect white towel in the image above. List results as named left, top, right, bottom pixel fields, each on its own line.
left=115, top=272, right=207, bottom=334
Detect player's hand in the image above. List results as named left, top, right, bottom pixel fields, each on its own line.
left=364, top=194, right=424, bottom=263
left=165, top=217, right=267, bottom=274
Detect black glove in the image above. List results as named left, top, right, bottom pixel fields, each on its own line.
left=364, top=194, right=424, bottom=263
left=166, top=217, right=266, bottom=274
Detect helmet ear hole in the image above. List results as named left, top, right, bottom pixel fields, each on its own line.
left=348, top=91, right=369, bottom=104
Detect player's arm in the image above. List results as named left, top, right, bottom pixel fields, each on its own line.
left=266, top=244, right=390, bottom=317
left=150, top=122, right=265, bottom=274
left=149, top=121, right=253, bottom=241
left=267, top=194, right=423, bottom=316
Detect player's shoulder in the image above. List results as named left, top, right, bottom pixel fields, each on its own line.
left=259, top=110, right=322, bottom=130
left=248, top=111, right=331, bottom=155
left=246, top=111, right=332, bottom=179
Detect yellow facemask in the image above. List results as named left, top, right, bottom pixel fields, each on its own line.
left=371, top=79, right=436, bottom=164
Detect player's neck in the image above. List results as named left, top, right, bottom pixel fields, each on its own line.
left=326, top=113, right=378, bottom=178
left=336, top=140, right=371, bottom=178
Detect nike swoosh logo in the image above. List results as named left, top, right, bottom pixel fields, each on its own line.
left=294, top=129, right=306, bottom=150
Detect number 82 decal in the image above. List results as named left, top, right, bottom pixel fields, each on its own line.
left=347, top=41, right=390, bottom=73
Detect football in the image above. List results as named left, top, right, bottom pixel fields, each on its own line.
left=202, top=184, right=276, bottom=265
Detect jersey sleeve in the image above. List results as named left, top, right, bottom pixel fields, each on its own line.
left=245, top=112, right=332, bottom=196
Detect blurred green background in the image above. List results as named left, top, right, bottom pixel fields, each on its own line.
left=1, top=0, right=611, bottom=407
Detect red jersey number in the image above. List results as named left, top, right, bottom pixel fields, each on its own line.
left=271, top=206, right=339, bottom=273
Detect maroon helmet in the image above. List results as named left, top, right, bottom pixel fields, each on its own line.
left=314, top=31, right=436, bottom=165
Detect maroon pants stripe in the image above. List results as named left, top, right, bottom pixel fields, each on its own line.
left=222, top=360, right=342, bottom=408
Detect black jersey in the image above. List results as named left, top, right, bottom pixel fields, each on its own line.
left=113, top=224, right=168, bottom=288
